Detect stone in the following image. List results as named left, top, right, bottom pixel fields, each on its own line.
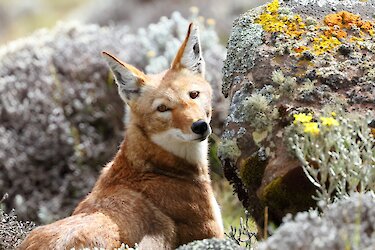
left=220, top=0, right=375, bottom=232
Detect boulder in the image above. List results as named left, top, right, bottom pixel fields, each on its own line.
left=219, top=0, right=375, bottom=231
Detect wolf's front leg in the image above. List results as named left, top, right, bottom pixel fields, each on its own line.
left=137, top=233, right=176, bottom=250
left=136, top=210, right=177, bottom=250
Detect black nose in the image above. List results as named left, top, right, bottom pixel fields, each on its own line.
left=191, top=120, right=208, bottom=135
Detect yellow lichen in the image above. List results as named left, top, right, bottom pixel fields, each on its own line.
left=266, top=0, right=279, bottom=13
left=313, top=35, right=342, bottom=55
left=256, top=0, right=305, bottom=37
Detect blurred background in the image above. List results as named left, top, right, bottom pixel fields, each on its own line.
left=0, top=0, right=268, bottom=44
left=0, top=0, right=268, bottom=233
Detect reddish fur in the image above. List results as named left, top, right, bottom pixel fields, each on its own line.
left=19, top=23, right=223, bottom=250
left=171, top=23, right=193, bottom=70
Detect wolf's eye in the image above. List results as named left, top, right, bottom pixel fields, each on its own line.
left=189, top=91, right=200, bottom=99
left=157, top=104, right=169, bottom=112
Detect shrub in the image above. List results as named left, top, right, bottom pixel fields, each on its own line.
left=287, top=113, right=375, bottom=205
left=0, top=22, right=126, bottom=224
left=176, top=238, right=244, bottom=250
left=0, top=194, right=35, bottom=250
left=259, top=192, right=375, bottom=250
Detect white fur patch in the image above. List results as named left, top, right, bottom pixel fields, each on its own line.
left=210, top=196, right=224, bottom=235
left=180, top=25, right=205, bottom=76
left=151, top=99, right=172, bottom=119
left=102, top=53, right=141, bottom=102
left=151, top=129, right=208, bottom=165
left=124, top=104, right=132, bottom=128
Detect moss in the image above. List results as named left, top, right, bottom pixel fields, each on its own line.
left=209, top=135, right=223, bottom=176
left=230, top=149, right=268, bottom=230
left=239, top=149, right=268, bottom=191
left=260, top=177, right=289, bottom=209
left=259, top=168, right=316, bottom=220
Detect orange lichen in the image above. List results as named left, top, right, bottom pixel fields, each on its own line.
left=324, top=11, right=374, bottom=39
left=325, top=29, right=347, bottom=39
left=294, top=46, right=308, bottom=53
left=325, top=11, right=373, bottom=31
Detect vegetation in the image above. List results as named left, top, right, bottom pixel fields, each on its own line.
left=287, top=112, right=375, bottom=205
left=0, top=0, right=375, bottom=249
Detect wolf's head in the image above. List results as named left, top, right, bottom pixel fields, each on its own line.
left=103, top=23, right=212, bottom=163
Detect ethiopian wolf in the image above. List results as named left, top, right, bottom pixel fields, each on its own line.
left=19, top=23, right=224, bottom=249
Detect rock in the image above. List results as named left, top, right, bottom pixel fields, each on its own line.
left=219, top=0, right=375, bottom=231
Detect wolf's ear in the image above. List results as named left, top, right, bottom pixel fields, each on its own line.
left=102, top=51, right=147, bottom=102
left=171, top=23, right=205, bottom=76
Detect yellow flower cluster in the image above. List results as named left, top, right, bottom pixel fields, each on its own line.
left=303, top=122, right=320, bottom=135
left=293, top=113, right=339, bottom=135
left=293, top=113, right=313, bottom=124
left=320, top=116, right=340, bottom=126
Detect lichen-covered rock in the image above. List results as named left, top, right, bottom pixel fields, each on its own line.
left=0, top=13, right=226, bottom=225
left=176, top=238, right=244, bottom=250
left=259, top=192, right=375, bottom=250
left=219, top=0, right=375, bottom=230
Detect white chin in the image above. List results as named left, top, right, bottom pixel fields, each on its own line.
left=150, top=129, right=209, bottom=164
left=171, top=128, right=210, bottom=143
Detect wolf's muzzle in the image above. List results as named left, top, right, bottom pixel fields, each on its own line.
left=191, top=120, right=209, bottom=135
